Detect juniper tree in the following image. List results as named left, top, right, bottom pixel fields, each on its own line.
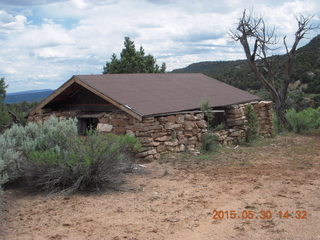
left=244, top=104, right=260, bottom=142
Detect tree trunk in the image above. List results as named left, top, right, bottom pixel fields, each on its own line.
left=274, top=96, right=288, bottom=128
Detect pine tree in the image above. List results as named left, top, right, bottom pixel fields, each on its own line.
left=0, top=78, right=7, bottom=103
left=103, top=37, right=166, bottom=74
left=0, top=78, right=11, bottom=132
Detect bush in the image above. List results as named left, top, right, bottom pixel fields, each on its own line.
left=201, top=101, right=215, bottom=129
left=0, top=104, right=11, bottom=133
left=213, top=122, right=225, bottom=131
left=201, top=133, right=219, bottom=153
left=0, top=116, right=79, bottom=181
left=311, top=95, right=320, bottom=108
left=0, top=158, right=7, bottom=194
left=106, top=133, right=141, bottom=153
left=0, top=116, right=140, bottom=193
left=286, top=107, right=320, bottom=133
left=244, top=104, right=260, bottom=142
left=22, top=132, right=139, bottom=193
left=272, top=112, right=282, bottom=135
left=0, top=121, right=7, bottom=194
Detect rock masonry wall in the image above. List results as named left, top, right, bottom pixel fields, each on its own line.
left=214, top=101, right=273, bottom=144
left=97, top=111, right=208, bottom=160
left=28, top=101, right=273, bottom=160
left=28, top=111, right=77, bottom=122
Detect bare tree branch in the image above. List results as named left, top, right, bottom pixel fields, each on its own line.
left=229, top=9, right=317, bottom=127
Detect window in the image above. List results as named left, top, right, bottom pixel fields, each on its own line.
left=212, top=111, right=226, bottom=128
left=203, top=110, right=226, bottom=129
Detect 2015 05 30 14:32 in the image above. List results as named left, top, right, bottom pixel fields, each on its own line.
left=211, top=210, right=308, bottom=220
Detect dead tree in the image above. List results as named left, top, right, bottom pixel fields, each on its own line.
left=230, top=10, right=315, bottom=127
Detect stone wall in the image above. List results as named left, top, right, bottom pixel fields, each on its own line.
left=27, top=100, right=273, bottom=160
left=214, top=101, right=273, bottom=144
left=28, top=110, right=78, bottom=122
left=97, top=111, right=208, bottom=160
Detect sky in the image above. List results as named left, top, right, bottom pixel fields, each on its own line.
left=0, top=0, right=319, bottom=92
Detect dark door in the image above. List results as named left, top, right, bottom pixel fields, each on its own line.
left=77, top=118, right=99, bottom=135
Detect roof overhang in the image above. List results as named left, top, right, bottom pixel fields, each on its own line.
left=29, top=76, right=143, bottom=121
left=29, top=73, right=261, bottom=121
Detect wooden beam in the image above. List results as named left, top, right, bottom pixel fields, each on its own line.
left=30, top=76, right=76, bottom=115
left=58, top=104, right=116, bottom=112
left=60, top=104, right=113, bottom=106
left=77, top=113, right=105, bottom=118
left=74, top=78, right=143, bottom=121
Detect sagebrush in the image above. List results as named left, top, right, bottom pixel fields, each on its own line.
left=0, top=116, right=78, bottom=181
left=0, top=157, right=7, bottom=194
left=0, top=116, right=141, bottom=193
left=286, top=107, right=320, bottom=133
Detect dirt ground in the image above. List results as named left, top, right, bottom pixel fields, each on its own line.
left=1, top=133, right=320, bottom=240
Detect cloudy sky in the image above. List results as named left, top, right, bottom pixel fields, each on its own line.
left=0, top=0, right=319, bottom=92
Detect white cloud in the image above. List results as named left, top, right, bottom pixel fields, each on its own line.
left=70, top=0, right=88, bottom=9
left=0, top=0, right=319, bottom=92
left=0, top=0, right=67, bottom=6
left=0, top=10, right=26, bottom=33
left=12, top=23, right=74, bottom=48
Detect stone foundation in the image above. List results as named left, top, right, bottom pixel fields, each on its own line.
left=28, top=101, right=273, bottom=160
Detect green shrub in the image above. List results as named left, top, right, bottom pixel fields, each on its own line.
left=201, top=133, right=219, bottom=153
left=213, top=122, right=225, bottom=131
left=201, top=101, right=214, bottom=129
left=244, top=104, right=260, bottom=142
left=0, top=158, right=7, bottom=194
left=0, top=116, right=140, bottom=193
left=311, top=95, right=320, bottom=108
left=0, top=104, right=11, bottom=133
left=286, top=107, right=320, bottom=133
left=22, top=132, right=137, bottom=193
left=106, top=133, right=141, bottom=153
left=272, top=112, right=282, bottom=135
left=0, top=116, right=79, bottom=181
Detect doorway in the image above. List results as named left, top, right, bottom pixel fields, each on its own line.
left=77, top=118, right=99, bottom=135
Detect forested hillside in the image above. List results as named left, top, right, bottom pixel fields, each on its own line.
left=173, top=35, right=320, bottom=108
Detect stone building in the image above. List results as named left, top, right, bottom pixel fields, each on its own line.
left=28, top=73, right=273, bottom=160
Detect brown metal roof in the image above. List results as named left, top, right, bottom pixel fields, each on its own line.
left=72, top=73, right=260, bottom=117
